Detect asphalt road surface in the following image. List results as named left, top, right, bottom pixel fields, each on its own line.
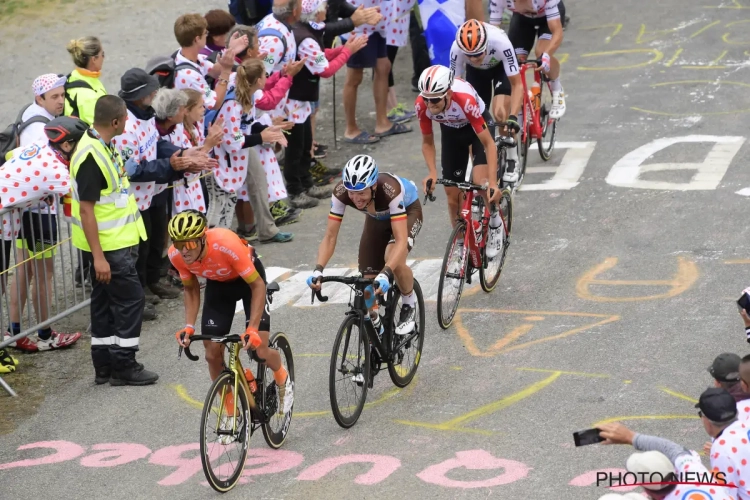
left=3, top=0, right=750, bottom=499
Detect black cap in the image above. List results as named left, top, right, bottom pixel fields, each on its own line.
left=118, top=68, right=160, bottom=102
left=708, top=353, right=741, bottom=382
left=695, top=387, right=738, bottom=422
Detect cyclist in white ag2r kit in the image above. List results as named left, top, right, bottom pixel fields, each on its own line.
left=451, top=19, right=523, bottom=183
left=499, top=0, right=566, bottom=119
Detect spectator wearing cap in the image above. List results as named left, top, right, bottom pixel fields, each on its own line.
left=113, top=68, right=218, bottom=313
left=283, top=0, right=369, bottom=209
left=597, top=421, right=736, bottom=499
left=696, top=387, right=750, bottom=498
left=1, top=117, right=87, bottom=355
left=709, top=352, right=750, bottom=403
left=64, top=36, right=107, bottom=125
left=201, top=9, right=237, bottom=58
left=19, top=74, right=67, bottom=147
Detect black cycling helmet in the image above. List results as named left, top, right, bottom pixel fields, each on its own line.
left=44, top=116, right=89, bottom=145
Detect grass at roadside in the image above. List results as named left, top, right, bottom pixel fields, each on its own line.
left=0, top=0, right=76, bottom=21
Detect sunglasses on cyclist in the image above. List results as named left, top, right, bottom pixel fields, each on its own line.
left=174, top=239, right=200, bottom=251
left=344, top=180, right=368, bottom=191
left=422, top=93, right=447, bottom=104
left=466, top=51, right=484, bottom=59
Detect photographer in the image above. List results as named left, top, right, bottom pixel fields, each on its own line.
left=597, top=421, right=734, bottom=499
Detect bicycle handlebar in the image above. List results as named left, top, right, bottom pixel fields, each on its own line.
left=437, top=179, right=495, bottom=198
left=424, top=178, right=437, bottom=204
left=179, top=334, right=243, bottom=361
left=310, top=275, right=380, bottom=304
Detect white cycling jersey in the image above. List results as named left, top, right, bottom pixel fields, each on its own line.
left=492, top=0, right=561, bottom=21
left=450, top=23, right=519, bottom=78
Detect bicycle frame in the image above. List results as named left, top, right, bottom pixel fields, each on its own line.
left=519, top=62, right=544, bottom=142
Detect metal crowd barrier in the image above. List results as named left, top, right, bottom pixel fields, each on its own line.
left=0, top=194, right=91, bottom=396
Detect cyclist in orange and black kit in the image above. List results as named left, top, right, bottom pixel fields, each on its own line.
left=167, top=209, right=293, bottom=414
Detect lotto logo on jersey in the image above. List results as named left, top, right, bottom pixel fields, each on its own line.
left=463, top=100, right=482, bottom=119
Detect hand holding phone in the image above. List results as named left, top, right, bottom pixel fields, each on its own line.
left=573, top=428, right=605, bottom=447
left=738, top=288, right=750, bottom=314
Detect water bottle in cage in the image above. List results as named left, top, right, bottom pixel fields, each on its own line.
left=471, top=199, right=483, bottom=244
left=369, top=305, right=384, bottom=341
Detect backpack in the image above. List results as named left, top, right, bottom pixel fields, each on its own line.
left=204, top=89, right=236, bottom=138
left=257, top=27, right=288, bottom=70
left=63, top=74, right=94, bottom=120
left=0, top=104, right=51, bottom=166
left=145, top=50, right=195, bottom=88
left=229, top=0, right=273, bottom=25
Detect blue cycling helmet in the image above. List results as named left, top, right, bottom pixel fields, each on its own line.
left=342, top=154, right=379, bottom=191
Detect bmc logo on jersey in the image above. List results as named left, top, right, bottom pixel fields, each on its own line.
left=503, top=48, right=517, bottom=72
left=463, top=100, right=482, bottom=119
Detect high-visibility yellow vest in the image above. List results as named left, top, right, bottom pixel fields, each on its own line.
left=69, top=131, right=146, bottom=252
left=63, top=70, right=106, bottom=126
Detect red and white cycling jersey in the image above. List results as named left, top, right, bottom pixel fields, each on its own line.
left=416, top=78, right=487, bottom=134
left=450, top=23, right=519, bottom=76
left=499, top=0, right=561, bottom=19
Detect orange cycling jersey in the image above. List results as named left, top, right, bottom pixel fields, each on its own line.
left=168, top=228, right=260, bottom=284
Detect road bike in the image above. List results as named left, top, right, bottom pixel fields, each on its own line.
left=517, top=58, right=559, bottom=182
left=178, top=281, right=294, bottom=493
left=311, top=275, right=425, bottom=428
left=425, top=178, right=513, bottom=330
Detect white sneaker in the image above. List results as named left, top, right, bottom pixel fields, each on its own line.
left=550, top=90, right=566, bottom=119
left=503, top=160, right=519, bottom=183
left=277, top=377, right=294, bottom=415
left=486, top=225, right=504, bottom=259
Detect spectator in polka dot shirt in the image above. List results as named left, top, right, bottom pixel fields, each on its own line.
left=697, top=387, right=750, bottom=499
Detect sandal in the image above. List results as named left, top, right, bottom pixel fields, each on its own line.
left=375, top=122, right=412, bottom=138
left=342, top=131, right=380, bottom=144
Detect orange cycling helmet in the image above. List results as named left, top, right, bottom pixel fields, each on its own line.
left=456, top=19, right=488, bottom=55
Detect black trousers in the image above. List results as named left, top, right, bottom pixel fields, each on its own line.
left=410, top=10, right=431, bottom=90
left=136, top=203, right=168, bottom=287
left=87, top=245, right=145, bottom=371
left=283, top=115, right=313, bottom=197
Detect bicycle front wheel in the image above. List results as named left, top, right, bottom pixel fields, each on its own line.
left=387, top=279, right=426, bottom=387
left=437, top=221, right=469, bottom=329
left=517, top=101, right=532, bottom=188
left=480, top=188, right=513, bottom=292
left=537, top=78, right=557, bottom=161
left=329, top=315, right=370, bottom=428
left=200, top=371, right=250, bottom=493
left=261, top=332, right=294, bottom=449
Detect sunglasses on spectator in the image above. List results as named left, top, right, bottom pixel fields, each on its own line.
left=174, top=240, right=200, bottom=251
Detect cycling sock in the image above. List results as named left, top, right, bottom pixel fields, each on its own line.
left=273, top=365, right=288, bottom=386
left=506, top=146, right=518, bottom=161
left=549, top=78, right=562, bottom=92
left=37, top=328, right=52, bottom=341
left=401, top=290, right=416, bottom=307
left=490, top=211, right=503, bottom=227
left=11, top=323, right=20, bottom=334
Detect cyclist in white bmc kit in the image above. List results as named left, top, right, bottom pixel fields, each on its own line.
left=501, top=0, right=566, bottom=119
left=451, top=19, right=523, bottom=183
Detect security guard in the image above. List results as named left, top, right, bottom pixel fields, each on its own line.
left=70, top=94, right=157, bottom=386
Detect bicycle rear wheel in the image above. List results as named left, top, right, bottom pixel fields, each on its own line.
left=537, top=77, right=557, bottom=161
left=329, top=315, right=370, bottom=428
left=200, top=371, right=250, bottom=493
left=480, top=188, right=513, bottom=292
left=261, top=332, right=294, bottom=449
left=437, top=221, right=469, bottom=329
left=387, top=280, right=425, bottom=387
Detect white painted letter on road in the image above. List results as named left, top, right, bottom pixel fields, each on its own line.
left=606, top=135, right=746, bottom=190
left=520, top=142, right=597, bottom=191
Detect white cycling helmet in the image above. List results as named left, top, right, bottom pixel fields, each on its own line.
left=342, top=154, right=379, bottom=191
left=418, top=65, right=454, bottom=96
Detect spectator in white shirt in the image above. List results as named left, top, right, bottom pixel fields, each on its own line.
left=19, top=74, right=66, bottom=146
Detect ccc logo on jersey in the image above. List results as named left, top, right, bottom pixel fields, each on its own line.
left=19, top=144, right=41, bottom=161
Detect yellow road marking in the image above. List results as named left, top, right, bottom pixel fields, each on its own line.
left=454, top=308, right=620, bottom=357
left=515, top=367, right=610, bottom=378
left=660, top=387, right=698, bottom=403
left=704, top=0, right=750, bottom=8
left=593, top=415, right=699, bottom=426
left=580, top=24, right=623, bottom=44
left=576, top=256, right=698, bottom=302
left=690, top=20, right=721, bottom=38
left=724, top=259, right=750, bottom=264
left=577, top=49, right=664, bottom=71
left=664, top=48, right=683, bottom=67
left=395, top=372, right=560, bottom=435
left=173, top=379, right=414, bottom=417
left=632, top=80, right=750, bottom=116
